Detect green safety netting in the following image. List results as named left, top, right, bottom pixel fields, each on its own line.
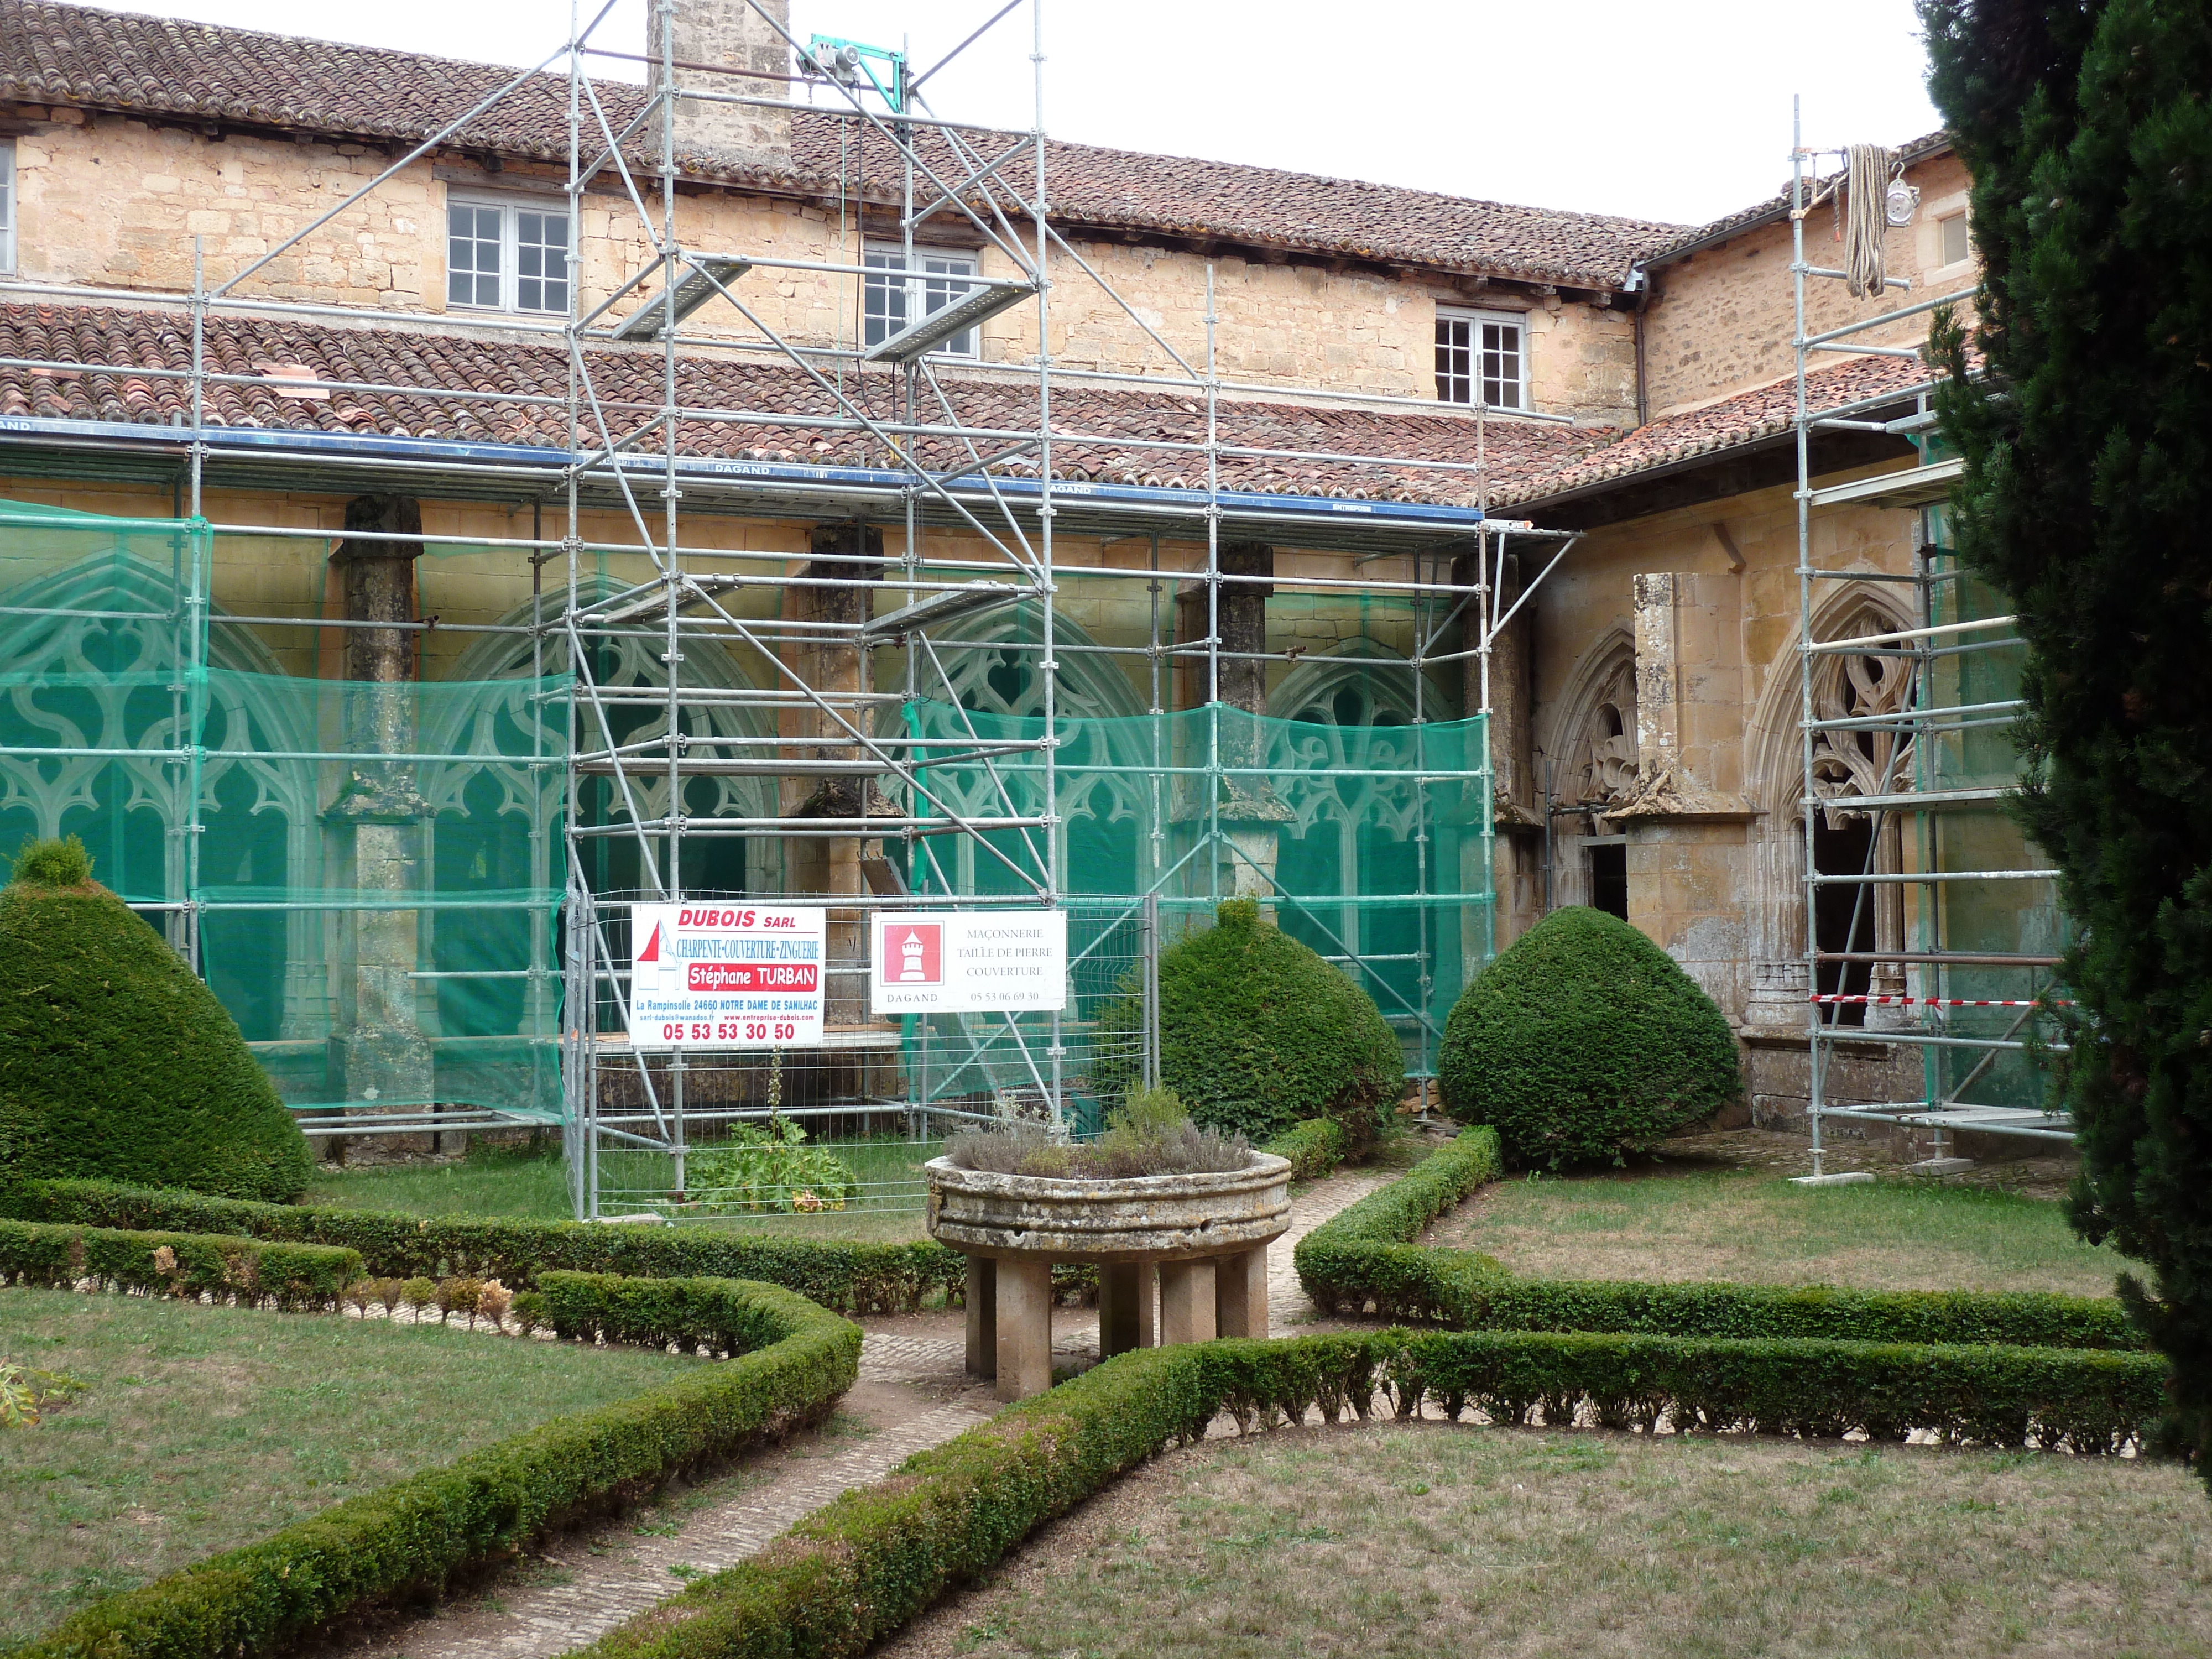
left=0, top=499, right=568, bottom=1121
left=0, top=497, right=1496, bottom=1135
left=1919, top=498, right=2067, bottom=1110
left=902, top=701, right=1494, bottom=1090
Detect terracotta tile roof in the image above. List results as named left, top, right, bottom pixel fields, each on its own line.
left=1490, top=353, right=1940, bottom=508
left=795, top=126, right=1683, bottom=291
left=0, top=302, right=1608, bottom=506
left=0, top=0, right=1685, bottom=289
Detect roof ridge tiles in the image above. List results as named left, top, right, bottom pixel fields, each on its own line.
left=0, top=0, right=1688, bottom=288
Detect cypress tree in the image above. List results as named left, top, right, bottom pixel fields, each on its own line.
left=1920, top=0, right=2212, bottom=1472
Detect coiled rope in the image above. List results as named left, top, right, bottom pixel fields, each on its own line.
left=1844, top=143, right=1894, bottom=299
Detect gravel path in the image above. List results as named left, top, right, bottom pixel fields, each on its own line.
left=322, top=1165, right=1396, bottom=1659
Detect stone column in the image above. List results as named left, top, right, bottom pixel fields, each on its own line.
left=1213, top=1246, right=1269, bottom=1340
left=1100, top=1260, right=1155, bottom=1357
left=1158, top=1257, right=1218, bottom=1345
left=1631, top=573, right=1682, bottom=786
left=783, top=523, right=884, bottom=1073
left=324, top=493, right=433, bottom=1159
left=964, top=1255, right=998, bottom=1378
left=993, top=1256, right=1055, bottom=1402
left=1213, top=542, right=1286, bottom=906
left=1612, top=572, right=1757, bottom=1021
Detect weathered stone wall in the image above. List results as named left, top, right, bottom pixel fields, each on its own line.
left=1524, top=466, right=1928, bottom=1023
left=1641, top=151, right=1977, bottom=419
left=11, top=109, right=1633, bottom=417
left=18, top=112, right=436, bottom=305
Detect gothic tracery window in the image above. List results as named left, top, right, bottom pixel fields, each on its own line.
left=1567, top=652, right=1639, bottom=808
left=1808, top=604, right=1916, bottom=820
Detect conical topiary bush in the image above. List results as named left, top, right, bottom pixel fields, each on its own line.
left=1438, top=905, right=1740, bottom=1168
left=0, top=836, right=312, bottom=1203
left=1098, top=896, right=1405, bottom=1145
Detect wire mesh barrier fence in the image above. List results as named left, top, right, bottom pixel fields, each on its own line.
left=902, top=701, right=1494, bottom=1076
left=566, top=708, right=1494, bottom=1220
left=1905, top=499, right=2069, bottom=1125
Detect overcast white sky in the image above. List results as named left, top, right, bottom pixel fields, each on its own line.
left=121, top=0, right=1943, bottom=227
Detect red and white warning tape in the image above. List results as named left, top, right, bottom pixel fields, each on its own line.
left=1807, top=994, right=2072, bottom=1008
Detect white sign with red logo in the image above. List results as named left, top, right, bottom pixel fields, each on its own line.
left=869, top=910, right=1068, bottom=1015
left=627, top=904, right=826, bottom=1049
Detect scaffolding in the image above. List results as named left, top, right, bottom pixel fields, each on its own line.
left=1787, top=104, right=2072, bottom=1176
left=0, top=0, right=1579, bottom=1218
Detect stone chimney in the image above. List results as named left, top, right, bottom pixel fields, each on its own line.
left=648, top=0, right=792, bottom=175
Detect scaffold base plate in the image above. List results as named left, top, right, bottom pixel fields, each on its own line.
left=1908, top=1157, right=1977, bottom=1177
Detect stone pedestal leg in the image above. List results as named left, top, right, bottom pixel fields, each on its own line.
left=1159, top=1258, right=1217, bottom=1347
left=964, top=1255, right=997, bottom=1379
left=994, top=1257, right=1055, bottom=1402
left=1214, top=1245, right=1269, bottom=1340
left=1100, top=1261, right=1156, bottom=1357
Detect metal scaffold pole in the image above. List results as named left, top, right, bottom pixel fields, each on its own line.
left=0, top=0, right=1564, bottom=1213
left=1787, top=102, right=2070, bottom=1185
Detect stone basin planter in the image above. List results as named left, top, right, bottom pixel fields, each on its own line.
left=925, top=1152, right=1292, bottom=1400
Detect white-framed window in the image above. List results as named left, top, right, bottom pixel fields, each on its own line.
left=0, top=140, right=17, bottom=275
left=1938, top=210, right=1971, bottom=268
left=446, top=195, right=570, bottom=316
left=863, top=246, right=980, bottom=358
left=1435, top=306, right=1526, bottom=410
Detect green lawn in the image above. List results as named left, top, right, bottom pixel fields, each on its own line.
left=888, top=1421, right=2212, bottom=1658
left=305, top=1138, right=574, bottom=1219
left=0, top=1287, right=702, bottom=1644
left=1420, top=1161, right=2124, bottom=1297
left=306, top=1136, right=935, bottom=1240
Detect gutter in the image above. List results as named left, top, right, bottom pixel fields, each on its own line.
left=0, top=413, right=1497, bottom=531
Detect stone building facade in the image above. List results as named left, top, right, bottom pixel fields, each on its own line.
left=0, top=0, right=1985, bottom=1126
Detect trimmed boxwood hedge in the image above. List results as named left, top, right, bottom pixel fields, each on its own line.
left=1382, top=1328, right=2161, bottom=1451
left=1294, top=1129, right=2142, bottom=1351
left=0, top=844, right=312, bottom=1204
left=0, top=1218, right=361, bottom=1308
left=567, top=1326, right=2165, bottom=1659
left=12, top=1180, right=969, bottom=1314
left=1438, top=906, right=1741, bottom=1167
left=1096, top=898, right=1405, bottom=1145
left=15, top=1274, right=860, bottom=1659
left=1258, top=1117, right=1352, bottom=1181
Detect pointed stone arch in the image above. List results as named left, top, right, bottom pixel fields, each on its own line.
left=924, top=599, right=1145, bottom=720
left=439, top=578, right=783, bottom=901
left=1543, top=628, right=1640, bottom=812
left=1741, top=584, right=1918, bottom=1032
left=1272, top=637, right=1459, bottom=728
left=0, top=544, right=321, bottom=1040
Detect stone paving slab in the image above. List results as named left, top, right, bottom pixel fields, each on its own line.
left=341, top=1374, right=988, bottom=1659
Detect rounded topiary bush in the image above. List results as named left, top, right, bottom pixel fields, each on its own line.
left=0, top=836, right=312, bottom=1203
left=1438, top=905, right=1739, bottom=1169
left=1098, top=897, right=1405, bottom=1145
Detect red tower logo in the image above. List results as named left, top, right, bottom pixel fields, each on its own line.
left=889, top=922, right=942, bottom=985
